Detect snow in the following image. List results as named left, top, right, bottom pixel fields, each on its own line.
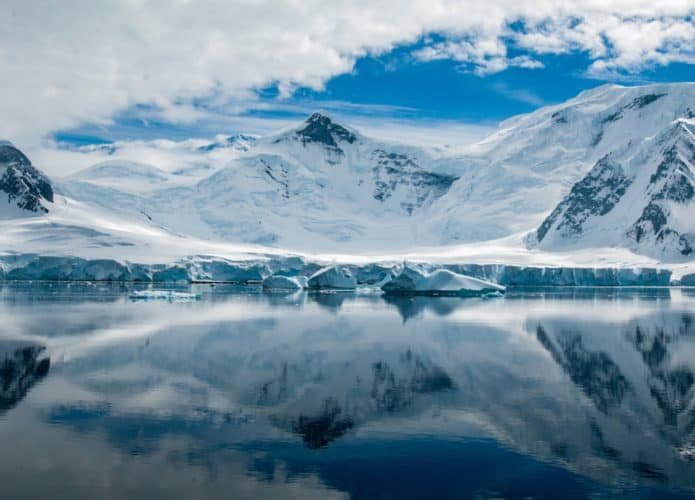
left=307, top=266, right=357, bottom=290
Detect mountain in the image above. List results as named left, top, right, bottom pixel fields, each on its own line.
left=0, top=82, right=694, bottom=267
left=532, top=107, right=694, bottom=259
left=441, top=83, right=694, bottom=259
left=0, top=141, right=54, bottom=214
left=62, top=112, right=460, bottom=249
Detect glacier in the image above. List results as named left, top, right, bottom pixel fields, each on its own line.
left=0, top=253, right=675, bottom=286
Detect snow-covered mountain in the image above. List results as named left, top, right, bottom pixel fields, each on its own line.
left=0, top=82, right=693, bottom=268
left=530, top=94, right=694, bottom=259
left=61, top=112, right=460, bottom=249
left=441, top=83, right=694, bottom=259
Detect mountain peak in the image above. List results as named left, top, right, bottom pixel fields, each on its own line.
left=306, top=111, right=331, bottom=123
left=0, top=142, right=54, bottom=213
left=295, top=112, right=357, bottom=148
left=0, top=141, right=31, bottom=167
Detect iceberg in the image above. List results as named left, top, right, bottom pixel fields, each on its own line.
left=129, top=290, right=201, bottom=301
left=262, top=274, right=308, bottom=291
left=307, top=266, right=357, bottom=290
left=381, top=265, right=426, bottom=292
left=383, top=267, right=505, bottom=297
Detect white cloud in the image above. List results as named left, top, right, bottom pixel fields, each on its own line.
left=513, top=14, right=695, bottom=77
left=490, top=83, right=545, bottom=106
left=0, top=0, right=692, bottom=152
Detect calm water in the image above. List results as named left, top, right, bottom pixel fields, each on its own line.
left=1, top=283, right=694, bottom=499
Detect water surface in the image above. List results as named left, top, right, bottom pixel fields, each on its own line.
left=1, top=283, right=694, bottom=499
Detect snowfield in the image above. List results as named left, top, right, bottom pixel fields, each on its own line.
left=0, top=83, right=693, bottom=283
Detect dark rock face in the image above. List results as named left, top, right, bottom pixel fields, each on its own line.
left=537, top=155, right=632, bottom=242
left=0, top=345, right=50, bottom=412
left=551, top=110, right=569, bottom=124
left=0, top=143, right=54, bottom=213
left=259, top=158, right=290, bottom=200
left=294, top=113, right=357, bottom=151
left=371, top=149, right=458, bottom=215
left=630, top=93, right=666, bottom=110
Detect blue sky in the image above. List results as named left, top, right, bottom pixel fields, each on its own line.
left=54, top=41, right=695, bottom=147
left=260, top=47, right=695, bottom=122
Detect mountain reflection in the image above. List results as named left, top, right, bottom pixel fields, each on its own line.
left=0, top=283, right=694, bottom=498
left=0, top=344, right=50, bottom=413
left=530, top=310, right=695, bottom=486
left=535, top=325, right=631, bottom=413
left=628, top=315, right=695, bottom=428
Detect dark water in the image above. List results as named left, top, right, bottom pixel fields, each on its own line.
left=1, top=283, right=694, bottom=499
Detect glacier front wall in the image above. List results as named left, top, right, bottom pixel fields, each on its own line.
left=0, top=254, right=680, bottom=286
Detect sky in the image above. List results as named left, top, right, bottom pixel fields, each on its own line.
left=1, top=1, right=694, bottom=174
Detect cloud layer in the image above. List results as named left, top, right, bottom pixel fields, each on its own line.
left=1, top=1, right=693, bottom=145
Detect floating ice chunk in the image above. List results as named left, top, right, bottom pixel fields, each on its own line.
left=129, top=290, right=201, bottom=301
left=262, top=274, right=307, bottom=291
left=307, top=266, right=357, bottom=290
left=383, top=267, right=504, bottom=296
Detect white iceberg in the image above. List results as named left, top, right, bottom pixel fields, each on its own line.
left=262, top=274, right=307, bottom=291
left=383, top=267, right=504, bottom=297
left=307, top=266, right=357, bottom=290
left=129, top=290, right=201, bottom=301
left=381, top=265, right=425, bottom=292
